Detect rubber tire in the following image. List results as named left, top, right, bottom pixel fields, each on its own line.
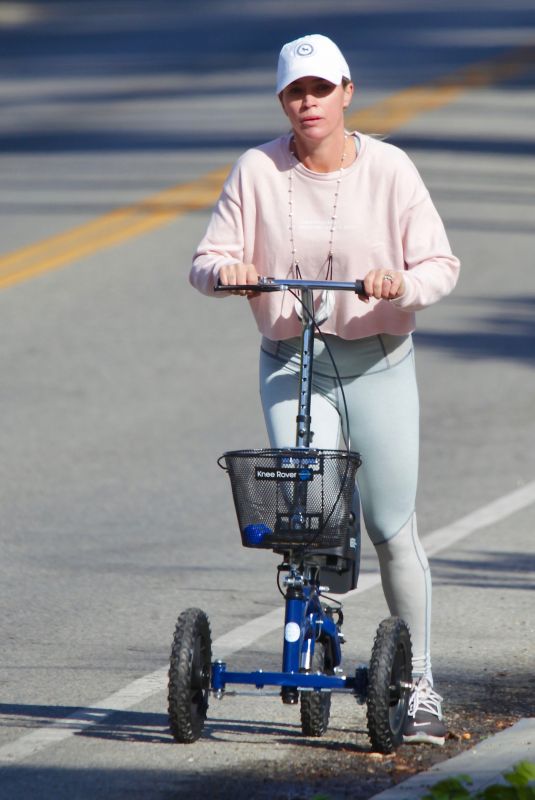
left=300, top=640, right=332, bottom=737
left=366, top=616, right=412, bottom=753
left=168, top=608, right=212, bottom=743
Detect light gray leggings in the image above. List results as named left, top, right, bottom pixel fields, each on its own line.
left=259, top=332, right=432, bottom=679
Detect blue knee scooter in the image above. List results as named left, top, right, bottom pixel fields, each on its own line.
left=168, top=277, right=412, bottom=753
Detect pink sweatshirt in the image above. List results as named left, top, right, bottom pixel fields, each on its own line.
left=190, top=132, right=460, bottom=340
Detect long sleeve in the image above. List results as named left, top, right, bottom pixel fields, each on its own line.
left=189, top=164, right=245, bottom=296
left=392, top=184, right=460, bottom=312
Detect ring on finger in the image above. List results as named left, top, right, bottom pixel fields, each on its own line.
left=382, top=273, right=394, bottom=283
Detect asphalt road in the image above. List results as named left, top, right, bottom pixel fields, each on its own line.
left=0, top=2, right=534, bottom=798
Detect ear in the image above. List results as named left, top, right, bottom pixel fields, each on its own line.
left=278, top=92, right=289, bottom=117
left=342, top=81, right=354, bottom=109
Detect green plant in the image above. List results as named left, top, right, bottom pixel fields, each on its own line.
left=422, top=761, right=535, bottom=800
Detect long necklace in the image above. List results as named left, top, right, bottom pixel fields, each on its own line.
left=288, top=133, right=348, bottom=277
left=288, top=133, right=348, bottom=323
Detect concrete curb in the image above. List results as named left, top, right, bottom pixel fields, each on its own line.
left=370, top=718, right=535, bottom=799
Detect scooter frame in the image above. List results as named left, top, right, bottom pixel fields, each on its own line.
left=168, top=277, right=412, bottom=753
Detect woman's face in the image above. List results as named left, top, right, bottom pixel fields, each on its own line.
left=280, top=76, right=353, bottom=142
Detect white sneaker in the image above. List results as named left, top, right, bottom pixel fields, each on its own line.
left=403, top=677, right=446, bottom=745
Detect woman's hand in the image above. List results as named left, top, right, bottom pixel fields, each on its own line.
left=218, top=262, right=260, bottom=297
left=359, top=269, right=405, bottom=302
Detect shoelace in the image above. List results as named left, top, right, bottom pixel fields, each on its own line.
left=408, top=680, right=444, bottom=719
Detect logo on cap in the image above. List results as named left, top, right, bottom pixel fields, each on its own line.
left=296, top=43, right=314, bottom=57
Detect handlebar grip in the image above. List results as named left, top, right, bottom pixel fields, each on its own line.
left=214, top=280, right=280, bottom=293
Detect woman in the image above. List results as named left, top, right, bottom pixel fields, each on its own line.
left=190, top=34, right=460, bottom=746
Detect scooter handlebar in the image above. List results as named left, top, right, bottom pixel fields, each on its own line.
left=214, top=277, right=366, bottom=295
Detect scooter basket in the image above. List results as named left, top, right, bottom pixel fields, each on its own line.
left=220, top=448, right=361, bottom=551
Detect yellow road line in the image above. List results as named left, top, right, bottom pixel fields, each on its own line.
left=0, top=166, right=231, bottom=289
left=346, top=43, right=535, bottom=134
left=1, top=43, right=534, bottom=291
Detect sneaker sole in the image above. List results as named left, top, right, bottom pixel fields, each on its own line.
left=403, top=732, right=445, bottom=746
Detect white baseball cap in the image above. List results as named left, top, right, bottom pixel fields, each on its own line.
left=276, top=34, right=351, bottom=94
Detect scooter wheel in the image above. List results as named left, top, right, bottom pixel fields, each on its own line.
left=300, top=640, right=332, bottom=737
left=366, top=616, right=412, bottom=753
left=168, top=608, right=212, bottom=743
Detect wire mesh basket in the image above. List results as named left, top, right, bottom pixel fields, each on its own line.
left=219, top=448, right=361, bottom=551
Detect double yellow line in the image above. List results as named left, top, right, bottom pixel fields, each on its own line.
left=0, top=167, right=231, bottom=290
left=0, top=43, right=533, bottom=291
left=347, top=43, right=535, bottom=133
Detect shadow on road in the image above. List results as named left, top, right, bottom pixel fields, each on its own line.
left=1, top=0, right=535, bottom=154
left=431, top=548, right=535, bottom=590
left=0, top=661, right=533, bottom=800
left=414, top=295, right=535, bottom=364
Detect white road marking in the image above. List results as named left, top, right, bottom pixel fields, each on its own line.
left=0, top=479, right=534, bottom=764
left=0, top=669, right=169, bottom=764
